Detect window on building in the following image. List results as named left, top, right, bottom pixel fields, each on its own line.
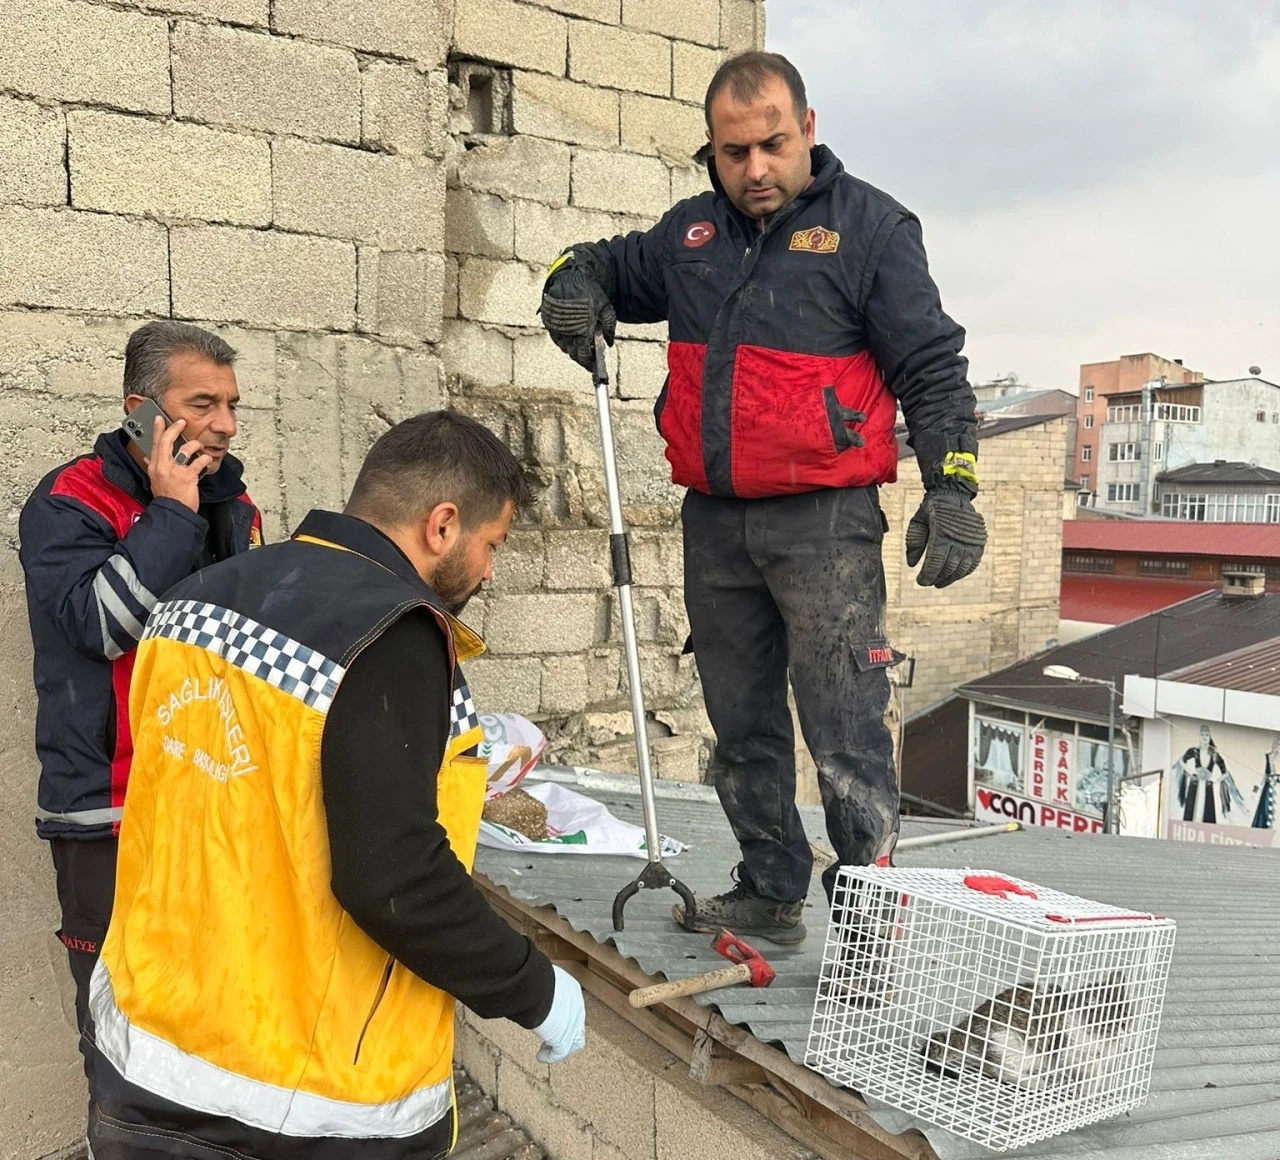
left=1080, top=473, right=1090, bottom=489
left=1202, top=493, right=1276, bottom=522
left=1081, top=445, right=1092, bottom=462
left=1084, top=387, right=1094, bottom=403
left=1106, top=404, right=1141, bottom=422
left=1154, top=442, right=1163, bottom=462
left=1107, top=442, right=1141, bottom=462
left=1138, top=557, right=1191, bottom=576
left=1223, top=560, right=1280, bottom=582
left=1077, top=490, right=1092, bottom=507
left=1273, top=413, right=1279, bottom=424
left=1063, top=552, right=1114, bottom=574
left=1106, top=483, right=1140, bottom=503
left=1152, top=403, right=1201, bottom=423
left=1083, top=415, right=1094, bottom=429
left=1269, top=494, right=1280, bottom=523
left=1258, top=411, right=1267, bottom=423
left=1160, top=492, right=1207, bottom=520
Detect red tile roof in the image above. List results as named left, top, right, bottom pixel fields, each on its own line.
left=1060, top=575, right=1219, bottom=625
left=1063, top=520, right=1280, bottom=559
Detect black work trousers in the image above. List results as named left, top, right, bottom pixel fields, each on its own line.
left=51, top=835, right=119, bottom=1074
left=682, top=486, right=899, bottom=905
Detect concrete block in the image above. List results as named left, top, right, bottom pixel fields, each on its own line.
left=721, top=0, right=765, bottom=51
left=357, top=249, right=445, bottom=343
left=671, top=161, right=712, bottom=204
left=111, top=0, right=268, bottom=22
left=0, top=97, right=64, bottom=206
left=171, top=225, right=355, bottom=330
left=514, top=200, right=626, bottom=268
left=544, top=529, right=612, bottom=590
left=458, top=259, right=543, bottom=328
left=272, top=0, right=446, bottom=62
left=441, top=320, right=514, bottom=386
left=399, top=346, right=446, bottom=414
left=572, top=149, right=670, bottom=218
left=488, top=530, right=546, bottom=593
left=69, top=111, right=271, bottom=226
left=456, top=135, right=571, bottom=208
left=629, top=530, right=683, bottom=587
left=446, top=189, right=515, bottom=258
left=568, top=21, right=670, bottom=97
left=274, top=139, right=445, bottom=250
left=621, top=94, right=706, bottom=160
left=672, top=40, right=721, bottom=104
left=453, top=1017, right=499, bottom=1094
left=0, top=310, right=133, bottom=399
left=513, top=330, right=610, bottom=393
left=276, top=332, right=342, bottom=528
left=549, top=998, right=658, bottom=1159
left=623, top=0, right=719, bottom=47
left=540, top=0, right=619, bottom=21
left=497, top=1059, right=592, bottom=1160
left=460, top=656, right=542, bottom=717
left=0, top=207, right=167, bottom=315
left=173, top=22, right=360, bottom=144
left=651, top=733, right=702, bottom=782
left=362, top=62, right=446, bottom=156
left=587, top=649, right=622, bottom=703
left=454, top=0, right=567, bottom=77
left=231, top=403, right=284, bottom=538
left=541, top=654, right=588, bottom=713
left=510, top=72, right=619, bottom=148
left=484, top=594, right=599, bottom=655
left=656, top=1057, right=818, bottom=1160
left=616, top=339, right=667, bottom=401
left=444, top=255, right=459, bottom=318
left=1, top=0, right=169, bottom=113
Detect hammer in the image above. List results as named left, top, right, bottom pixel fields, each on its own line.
left=628, top=929, right=775, bottom=1008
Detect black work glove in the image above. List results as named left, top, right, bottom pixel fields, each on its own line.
left=539, top=251, right=616, bottom=371
left=904, top=486, right=987, bottom=589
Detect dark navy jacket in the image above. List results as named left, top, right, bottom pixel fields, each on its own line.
left=580, top=143, right=978, bottom=497
left=19, top=430, right=262, bottom=840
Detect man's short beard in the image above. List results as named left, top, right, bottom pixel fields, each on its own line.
left=430, top=542, right=482, bottom=617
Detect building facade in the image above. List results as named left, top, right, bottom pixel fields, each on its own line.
left=1155, top=461, right=1280, bottom=523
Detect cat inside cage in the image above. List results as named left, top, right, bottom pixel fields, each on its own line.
left=921, top=971, right=1132, bottom=1089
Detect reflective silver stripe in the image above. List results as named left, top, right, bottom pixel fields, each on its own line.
left=91, top=571, right=126, bottom=661
left=36, top=806, right=123, bottom=825
left=107, top=554, right=159, bottom=611
left=93, top=569, right=144, bottom=648
left=89, top=961, right=453, bottom=1139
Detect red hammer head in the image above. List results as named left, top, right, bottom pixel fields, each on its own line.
left=712, top=928, right=776, bottom=988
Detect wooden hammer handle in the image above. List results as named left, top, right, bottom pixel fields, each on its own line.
left=629, top=963, right=751, bottom=1008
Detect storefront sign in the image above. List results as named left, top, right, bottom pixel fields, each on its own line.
left=975, top=787, right=1105, bottom=833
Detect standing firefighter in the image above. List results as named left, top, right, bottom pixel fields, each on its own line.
left=87, top=413, right=584, bottom=1160
left=541, top=52, right=985, bottom=944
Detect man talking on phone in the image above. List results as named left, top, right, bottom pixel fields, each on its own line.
left=17, top=320, right=262, bottom=1104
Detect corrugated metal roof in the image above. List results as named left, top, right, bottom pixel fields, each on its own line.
left=1157, top=462, right=1280, bottom=486
left=1063, top=521, right=1280, bottom=560
left=1059, top=575, right=1218, bottom=626
left=959, top=590, right=1280, bottom=722
left=1162, top=636, right=1280, bottom=695
left=475, top=768, right=1280, bottom=1160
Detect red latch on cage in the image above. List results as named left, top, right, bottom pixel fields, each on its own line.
left=963, top=874, right=1038, bottom=900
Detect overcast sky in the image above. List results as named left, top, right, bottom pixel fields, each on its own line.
left=769, top=1, right=1280, bottom=391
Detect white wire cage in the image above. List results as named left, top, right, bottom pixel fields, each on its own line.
left=805, top=866, right=1176, bottom=1153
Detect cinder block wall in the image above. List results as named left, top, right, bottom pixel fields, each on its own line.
left=0, top=0, right=763, bottom=1153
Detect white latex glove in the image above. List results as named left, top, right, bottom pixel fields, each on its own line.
left=532, top=965, right=586, bottom=1064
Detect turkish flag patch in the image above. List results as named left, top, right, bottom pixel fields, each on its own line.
left=684, top=221, right=715, bottom=248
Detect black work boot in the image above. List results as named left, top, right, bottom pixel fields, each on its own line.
left=672, top=871, right=807, bottom=946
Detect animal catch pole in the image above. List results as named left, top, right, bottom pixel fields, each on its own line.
left=588, top=333, right=697, bottom=932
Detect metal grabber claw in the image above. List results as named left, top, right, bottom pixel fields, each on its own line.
left=586, top=333, right=698, bottom=932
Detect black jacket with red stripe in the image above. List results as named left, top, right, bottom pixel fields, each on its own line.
left=578, top=143, right=977, bottom=497
left=19, top=430, right=262, bottom=841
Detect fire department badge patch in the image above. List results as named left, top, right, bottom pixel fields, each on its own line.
left=789, top=225, right=840, bottom=253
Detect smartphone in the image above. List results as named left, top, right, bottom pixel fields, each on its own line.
left=122, top=398, right=175, bottom=462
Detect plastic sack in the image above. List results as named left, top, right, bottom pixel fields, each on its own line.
left=479, top=713, right=546, bottom=800
left=478, top=781, right=686, bottom=858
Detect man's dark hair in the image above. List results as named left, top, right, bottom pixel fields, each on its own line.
left=123, top=320, right=237, bottom=401
left=346, top=411, right=532, bottom=530
left=704, top=51, right=808, bottom=129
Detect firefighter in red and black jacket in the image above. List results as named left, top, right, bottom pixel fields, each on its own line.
left=18, top=320, right=262, bottom=1080
left=541, top=52, right=986, bottom=945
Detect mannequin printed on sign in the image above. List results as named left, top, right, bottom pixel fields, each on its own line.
left=1251, top=737, right=1280, bottom=831
left=1176, top=724, right=1246, bottom=824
